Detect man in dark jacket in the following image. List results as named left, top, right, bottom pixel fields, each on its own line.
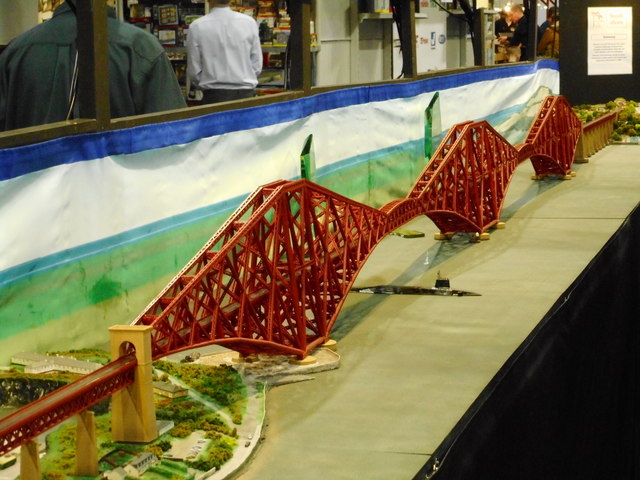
left=0, top=0, right=186, bottom=131
left=508, top=4, right=528, bottom=61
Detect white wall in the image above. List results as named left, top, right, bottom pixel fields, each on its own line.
left=0, top=0, right=39, bottom=44
left=315, top=0, right=389, bottom=86
left=446, top=12, right=474, bottom=69
left=393, top=7, right=450, bottom=76
left=357, top=18, right=388, bottom=81
left=315, top=0, right=352, bottom=86
left=316, top=1, right=473, bottom=87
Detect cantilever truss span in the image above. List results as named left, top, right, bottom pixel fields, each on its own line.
left=134, top=95, right=582, bottom=360
left=135, top=180, right=388, bottom=359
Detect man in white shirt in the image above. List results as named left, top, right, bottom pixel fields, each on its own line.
left=187, top=0, right=263, bottom=104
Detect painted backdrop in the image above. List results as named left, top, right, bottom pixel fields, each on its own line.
left=0, top=60, right=559, bottom=362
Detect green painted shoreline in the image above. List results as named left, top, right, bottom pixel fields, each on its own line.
left=0, top=146, right=426, bottom=355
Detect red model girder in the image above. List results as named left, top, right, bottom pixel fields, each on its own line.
left=134, top=96, right=581, bottom=359
left=135, top=180, right=388, bottom=359
left=0, top=355, right=136, bottom=457
left=521, top=95, right=582, bottom=176
left=408, top=120, right=520, bottom=234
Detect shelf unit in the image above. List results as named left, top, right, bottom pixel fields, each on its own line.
left=116, top=0, right=206, bottom=99
left=118, top=0, right=291, bottom=95
left=259, top=44, right=286, bottom=90
left=117, top=0, right=314, bottom=96
left=358, top=11, right=428, bottom=22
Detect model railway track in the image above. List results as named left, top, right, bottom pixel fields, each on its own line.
left=0, top=354, right=136, bottom=456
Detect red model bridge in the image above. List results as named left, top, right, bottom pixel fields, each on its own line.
left=0, top=95, right=582, bottom=456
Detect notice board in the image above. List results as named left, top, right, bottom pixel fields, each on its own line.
left=561, top=0, right=639, bottom=105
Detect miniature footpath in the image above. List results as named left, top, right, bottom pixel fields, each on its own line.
left=195, top=345, right=340, bottom=479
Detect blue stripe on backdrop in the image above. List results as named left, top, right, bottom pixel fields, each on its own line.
left=0, top=193, right=246, bottom=289
left=0, top=60, right=558, bottom=182
left=0, top=139, right=424, bottom=289
left=366, top=60, right=558, bottom=102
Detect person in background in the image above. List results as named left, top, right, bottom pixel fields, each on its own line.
left=538, top=6, right=557, bottom=40
left=494, top=8, right=513, bottom=63
left=537, top=10, right=559, bottom=58
left=495, top=8, right=513, bottom=38
left=498, top=4, right=528, bottom=62
left=186, top=0, right=262, bottom=105
left=0, top=0, right=186, bottom=132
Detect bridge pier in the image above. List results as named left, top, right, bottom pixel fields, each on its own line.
left=322, top=339, right=337, bottom=351
left=109, top=325, right=158, bottom=443
left=434, top=232, right=454, bottom=241
left=574, top=134, right=589, bottom=163
left=19, top=440, right=40, bottom=480
left=76, top=410, right=99, bottom=476
left=531, top=172, right=575, bottom=181
left=291, top=355, right=317, bottom=366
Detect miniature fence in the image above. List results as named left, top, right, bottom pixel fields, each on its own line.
left=574, top=111, right=618, bottom=163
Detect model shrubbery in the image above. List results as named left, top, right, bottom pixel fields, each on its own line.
left=36, top=356, right=250, bottom=478
left=573, top=98, right=640, bottom=142
left=154, top=360, right=247, bottom=423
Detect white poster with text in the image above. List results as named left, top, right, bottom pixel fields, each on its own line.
left=587, top=7, right=633, bottom=76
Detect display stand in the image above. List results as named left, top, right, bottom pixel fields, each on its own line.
left=256, top=0, right=290, bottom=91
left=116, top=0, right=206, bottom=101
left=257, top=1, right=319, bottom=92
left=116, top=0, right=316, bottom=98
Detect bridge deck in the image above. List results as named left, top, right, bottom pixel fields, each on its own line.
left=236, top=144, right=640, bottom=479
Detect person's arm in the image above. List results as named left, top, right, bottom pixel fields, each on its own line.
left=249, top=23, right=262, bottom=78
left=537, top=28, right=552, bottom=55
left=0, top=53, right=8, bottom=131
left=0, top=81, right=6, bottom=132
left=511, top=21, right=528, bottom=48
left=141, top=52, right=187, bottom=112
left=186, top=26, right=202, bottom=89
left=111, top=21, right=186, bottom=115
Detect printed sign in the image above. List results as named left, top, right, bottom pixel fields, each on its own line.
left=587, top=7, right=633, bottom=76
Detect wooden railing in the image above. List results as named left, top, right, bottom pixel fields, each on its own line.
left=574, top=111, right=618, bottom=163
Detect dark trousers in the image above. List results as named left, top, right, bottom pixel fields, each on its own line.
left=201, top=89, right=255, bottom=105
